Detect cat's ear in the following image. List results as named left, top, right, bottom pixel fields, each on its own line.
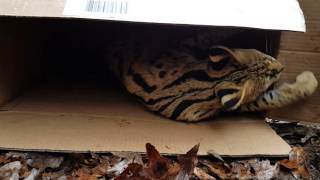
left=215, top=81, right=253, bottom=110
left=207, top=46, right=235, bottom=70
left=208, top=46, right=230, bottom=63
left=209, top=46, right=267, bottom=65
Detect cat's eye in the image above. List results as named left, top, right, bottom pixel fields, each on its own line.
left=208, top=48, right=227, bottom=56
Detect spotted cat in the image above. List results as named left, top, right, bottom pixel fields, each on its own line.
left=106, top=44, right=318, bottom=122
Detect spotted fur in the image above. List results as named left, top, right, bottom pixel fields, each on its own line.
left=106, top=43, right=318, bottom=122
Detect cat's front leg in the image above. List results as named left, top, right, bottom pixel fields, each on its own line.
left=239, top=71, right=318, bottom=112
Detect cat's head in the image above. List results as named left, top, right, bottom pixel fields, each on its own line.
left=209, top=46, right=284, bottom=109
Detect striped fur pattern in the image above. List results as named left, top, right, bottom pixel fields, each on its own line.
left=106, top=44, right=318, bottom=122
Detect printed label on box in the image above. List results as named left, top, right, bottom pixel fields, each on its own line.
left=63, top=0, right=306, bottom=32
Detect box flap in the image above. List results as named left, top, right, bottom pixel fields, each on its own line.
left=0, top=0, right=306, bottom=32
left=0, top=85, right=291, bottom=156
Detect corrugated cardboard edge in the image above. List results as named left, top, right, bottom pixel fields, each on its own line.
left=0, top=110, right=291, bottom=156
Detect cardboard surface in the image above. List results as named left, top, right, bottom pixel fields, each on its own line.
left=0, top=0, right=306, bottom=31
left=280, top=21, right=320, bottom=52
left=0, top=85, right=291, bottom=156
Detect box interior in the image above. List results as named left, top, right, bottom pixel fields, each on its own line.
left=0, top=17, right=291, bottom=156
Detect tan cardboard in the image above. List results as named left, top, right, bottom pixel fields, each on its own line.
left=0, top=86, right=291, bottom=156
left=267, top=51, right=320, bottom=122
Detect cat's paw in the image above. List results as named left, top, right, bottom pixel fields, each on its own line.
left=295, top=71, right=318, bottom=96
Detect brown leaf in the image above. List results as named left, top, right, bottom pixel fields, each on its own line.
left=115, top=163, right=150, bottom=180
left=145, top=143, right=172, bottom=179
left=176, top=144, right=199, bottom=180
left=28, top=154, right=64, bottom=171
left=90, top=154, right=110, bottom=176
left=245, top=159, right=279, bottom=179
left=42, top=171, right=66, bottom=179
left=229, top=161, right=254, bottom=179
left=112, top=152, right=144, bottom=165
left=193, top=167, right=216, bottom=180
left=167, top=162, right=180, bottom=177
left=207, top=150, right=224, bottom=162
left=207, top=149, right=230, bottom=169
left=202, top=160, right=231, bottom=179
left=74, top=167, right=97, bottom=180
left=19, top=162, right=32, bottom=179
left=230, top=159, right=280, bottom=179
left=0, top=155, right=10, bottom=165
left=178, top=144, right=199, bottom=173
left=289, top=147, right=310, bottom=179
left=91, top=162, right=110, bottom=176
left=107, top=152, right=143, bottom=176
left=279, top=159, right=298, bottom=170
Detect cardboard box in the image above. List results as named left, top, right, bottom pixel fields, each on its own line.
left=0, top=0, right=310, bottom=156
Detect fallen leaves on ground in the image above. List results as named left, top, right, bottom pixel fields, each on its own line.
left=0, top=144, right=315, bottom=180
left=269, top=119, right=319, bottom=179
left=115, top=143, right=199, bottom=180
left=200, top=158, right=279, bottom=179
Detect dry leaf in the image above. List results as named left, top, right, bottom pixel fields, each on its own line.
left=23, top=168, right=40, bottom=180
left=178, top=144, right=199, bottom=174
left=5, top=152, right=28, bottom=160
left=0, top=161, right=22, bottom=180
left=112, top=152, right=144, bottom=165
left=246, top=159, right=279, bottom=179
left=0, top=155, right=10, bottom=165
left=207, top=150, right=224, bottom=162
left=289, top=147, right=310, bottom=179
left=301, top=131, right=317, bottom=144
left=28, top=154, right=64, bottom=171
left=279, top=159, right=298, bottom=170
left=145, top=143, right=172, bottom=179
left=207, top=149, right=230, bottom=169
left=176, top=144, right=199, bottom=180
left=107, top=152, right=143, bottom=176
left=193, top=167, right=216, bottom=180
left=42, top=171, right=66, bottom=180
left=115, top=163, right=149, bottom=180
left=107, top=159, right=130, bottom=176
left=201, top=160, right=231, bottom=179
left=167, top=162, right=180, bottom=177
left=230, top=159, right=280, bottom=179
left=74, top=167, right=97, bottom=180
left=229, top=161, right=252, bottom=179
left=116, top=143, right=199, bottom=180
left=91, top=163, right=110, bottom=176
left=203, top=158, right=280, bottom=179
